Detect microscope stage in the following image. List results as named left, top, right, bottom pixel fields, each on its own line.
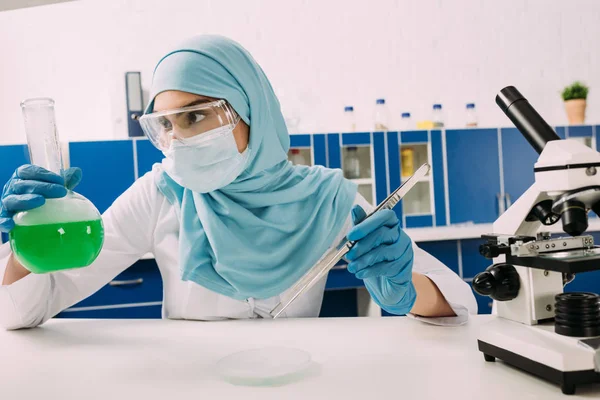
left=507, top=247, right=600, bottom=274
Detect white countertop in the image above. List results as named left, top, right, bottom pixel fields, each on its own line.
left=405, top=218, right=600, bottom=242
left=1, top=316, right=598, bottom=399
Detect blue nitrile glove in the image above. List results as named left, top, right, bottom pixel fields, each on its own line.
left=0, top=165, right=82, bottom=233
left=346, top=205, right=416, bottom=315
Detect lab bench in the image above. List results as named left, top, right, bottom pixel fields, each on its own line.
left=7, top=316, right=596, bottom=399
left=1, top=125, right=600, bottom=318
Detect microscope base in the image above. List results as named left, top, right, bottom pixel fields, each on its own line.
left=478, top=318, right=600, bottom=395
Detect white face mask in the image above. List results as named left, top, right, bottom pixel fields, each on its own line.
left=162, top=124, right=250, bottom=193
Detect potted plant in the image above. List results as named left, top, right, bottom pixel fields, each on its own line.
left=561, top=81, right=589, bottom=124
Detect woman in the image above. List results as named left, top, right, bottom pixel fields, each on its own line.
left=0, top=35, right=476, bottom=329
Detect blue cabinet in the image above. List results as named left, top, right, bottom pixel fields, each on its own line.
left=374, top=132, right=389, bottom=204
left=554, top=126, right=567, bottom=139
left=387, top=130, right=438, bottom=228
left=501, top=127, right=538, bottom=205
left=460, top=238, right=489, bottom=279
left=312, top=134, right=327, bottom=166
left=387, top=131, right=402, bottom=223
left=446, top=129, right=501, bottom=224
left=289, top=134, right=313, bottom=167
left=473, top=291, right=493, bottom=314
left=431, top=130, right=447, bottom=227
left=0, top=145, right=29, bottom=243
left=289, top=134, right=311, bottom=148
left=399, top=131, right=432, bottom=227
left=327, top=133, right=342, bottom=169
left=56, top=259, right=163, bottom=319
left=69, top=141, right=136, bottom=214
left=57, top=304, right=162, bottom=319
left=325, top=268, right=364, bottom=290
left=0, top=145, right=29, bottom=185
left=136, top=139, right=164, bottom=178
left=566, top=125, right=593, bottom=138
left=418, top=240, right=460, bottom=275
left=327, top=132, right=388, bottom=207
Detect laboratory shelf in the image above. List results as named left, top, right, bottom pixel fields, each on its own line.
left=402, top=176, right=431, bottom=183
left=349, top=178, right=373, bottom=185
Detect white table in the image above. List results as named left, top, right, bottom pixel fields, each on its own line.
left=1, top=316, right=598, bottom=399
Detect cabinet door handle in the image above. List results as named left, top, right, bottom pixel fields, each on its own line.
left=109, top=278, right=143, bottom=287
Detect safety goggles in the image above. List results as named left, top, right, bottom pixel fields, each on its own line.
left=139, top=99, right=240, bottom=151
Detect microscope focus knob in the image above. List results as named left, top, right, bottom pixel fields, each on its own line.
left=472, top=263, right=520, bottom=301
left=479, top=243, right=510, bottom=259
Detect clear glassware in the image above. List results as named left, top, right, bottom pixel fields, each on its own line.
left=344, top=106, right=356, bottom=132
left=289, top=149, right=307, bottom=165
left=344, top=147, right=361, bottom=179
left=432, top=104, right=444, bottom=127
left=10, top=98, right=104, bottom=274
left=373, top=99, right=390, bottom=131
left=400, top=112, right=412, bottom=131
left=466, top=103, right=478, bottom=127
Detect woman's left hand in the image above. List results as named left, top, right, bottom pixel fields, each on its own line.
left=345, top=205, right=416, bottom=315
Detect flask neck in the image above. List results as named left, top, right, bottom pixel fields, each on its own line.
left=20, top=98, right=64, bottom=176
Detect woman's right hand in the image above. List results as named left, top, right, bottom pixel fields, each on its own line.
left=0, top=165, right=82, bottom=233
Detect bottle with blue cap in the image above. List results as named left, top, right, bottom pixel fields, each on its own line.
left=400, top=112, right=412, bottom=131
left=344, top=106, right=356, bottom=132
left=432, top=104, right=444, bottom=128
left=374, top=98, right=390, bottom=131
left=466, top=103, right=477, bottom=127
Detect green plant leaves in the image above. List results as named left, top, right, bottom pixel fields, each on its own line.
left=562, top=81, right=589, bottom=101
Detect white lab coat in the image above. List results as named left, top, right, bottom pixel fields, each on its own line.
left=0, top=166, right=477, bottom=330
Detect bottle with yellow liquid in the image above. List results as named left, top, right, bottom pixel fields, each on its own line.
left=9, top=98, right=104, bottom=274
left=401, top=147, right=415, bottom=178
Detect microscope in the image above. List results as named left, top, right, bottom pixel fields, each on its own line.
left=472, top=86, right=600, bottom=395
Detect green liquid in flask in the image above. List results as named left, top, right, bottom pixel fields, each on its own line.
left=16, top=98, right=104, bottom=274
left=10, top=219, right=104, bottom=274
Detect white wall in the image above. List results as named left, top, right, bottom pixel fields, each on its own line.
left=0, top=0, right=75, bottom=12
left=0, top=0, right=599, bottom=144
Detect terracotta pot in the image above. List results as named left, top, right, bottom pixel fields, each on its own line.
left=564, top=99, right=587, bottom=124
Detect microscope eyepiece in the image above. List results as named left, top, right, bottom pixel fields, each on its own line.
left=496, top=86, right=525, bottom=113
left=496, top=86, right=561, bottom=154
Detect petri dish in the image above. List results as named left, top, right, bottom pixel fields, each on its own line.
left=216, top=347, right=312, bottom=386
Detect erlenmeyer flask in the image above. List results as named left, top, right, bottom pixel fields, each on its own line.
left=9, top=98, right=104, bottom=273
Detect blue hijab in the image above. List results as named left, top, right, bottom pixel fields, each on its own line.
left=147, top=35, right=357, bottom=301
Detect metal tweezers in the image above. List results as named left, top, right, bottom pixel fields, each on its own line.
left=270, top=162, right=431, bottom=318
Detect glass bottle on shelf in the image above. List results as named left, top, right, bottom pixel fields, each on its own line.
left=373, top=99, right=390, bottom=131
left=400, top=112, right=412, bottom=131
left=401, top=147, right=415, bottom=178
left=289, top=149, right=306, bottom=165
left=432, top=104, right=444, bottom=127
left=466, top=103, right=478, bottom=127
left=344, top=147, right=361, bottom=179
left=344, top=106, right=356, bottom=132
